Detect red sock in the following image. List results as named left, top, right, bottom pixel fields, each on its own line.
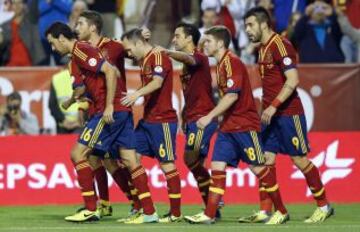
left=128, top=181, right=142, bottom=211
left=131, top=165, right=155, bottom=215
left=74, top=160, right=97, bottom=211
left=301, top=162, right=328, bottom=207
left=204, top=170, right=226, bottom=219
left=112, top=167, right=133, bottom=202
left=165, top=169, right=181, bottom=217
left=259, top=165, right=275, bottom=212
left=257, top=167, right=287, bottom=215
left=119, top=162, right=142, bottom=211
left=94, top=166, right=109, bottom=203
left=188, top=161, right=210, bottom=206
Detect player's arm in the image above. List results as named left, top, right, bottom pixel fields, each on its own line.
left=261, top=43, right=299, bottom=125
left=62, top=86, right=86, bottom=110
left=100, top=61, right=119, bottom=124
left=121, top=76, right=163, bottom=107
left=197, top=92, right=238, bottom=129
left=166, top=50, right=197, bottom=66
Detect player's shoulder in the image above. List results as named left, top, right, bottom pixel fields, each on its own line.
left=151, top=50, right=171, bottom=65
left=101, top=37, right=124, bottom=48
left=73, top=41, right=95, bottom=61
left=272, top=34, right=295, bottom=56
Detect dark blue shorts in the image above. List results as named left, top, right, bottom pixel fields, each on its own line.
left=212, top=130, right=265, bottom=167
left=135, top=120, right=177, bottom=162
left=184, top=121, right=217, bottom=158
left=78, top=112, right=136, bottom=155
left=262, top=114, right=310, bottom=156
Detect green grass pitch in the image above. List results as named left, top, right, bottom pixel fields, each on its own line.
left=1, top=203, right=359, bottom=232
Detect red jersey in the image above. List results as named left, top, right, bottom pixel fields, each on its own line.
left=216, top=50, right=260, bottom=133
left=180, top=49, right=215, bottom=123
left=97, top=37, right=129, bottom=112
left=70, top=41, right=127, bottom=115
left=258, top=33, right=304, bottom=115
left=140, top=49, right=177, bottom=123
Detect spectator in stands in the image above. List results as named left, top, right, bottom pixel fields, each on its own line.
left=338, top=0, right=360, bottom=63
left=49, top=68, right=82, bottom=134
left=199, top=7, right=218, bottom=35
left=0, top=0, right=45, bottom=66
left=336, top=6, right=360, bottom=63
left=273, top=0, right=307, bottom=33
left=68, top=0, right=87, bottom=30
left=282, top=11, right=302, bottom=47
left=0, top=0, right=14, bottom=25
left=294, top=0, right=344, bottom=63
left=86, top=0, right=116, bottom=38
left=0, top=91, right=39, bottom=135
left=38, top=0, right=72, bottom=65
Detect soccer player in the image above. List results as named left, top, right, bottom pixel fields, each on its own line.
left=73, top=10, right=142, bottom=219
left=239, top=7, right=333, bottom=223
left=46, top=22, right=157, bottom=223
left=121, top=28, right=182, bottom=223
left=184, top=25, right=288, bottom=225
left=155, top=23, right=219, bottom=212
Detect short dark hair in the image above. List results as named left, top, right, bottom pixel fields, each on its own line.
left=176, top=23, right=201, bottom=45
left=121, top=28, right=146, bottom=42
left=204, top=26, right=231, bottom=49
left=7, top=91, right=21, bottom=102
left=80, top=10, right=103, bottom=34
left=243, top=7, right=272, bottom=27
left=45, top=22, right=77, bottom=39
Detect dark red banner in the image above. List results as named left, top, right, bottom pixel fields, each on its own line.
left=1, top=64, right=359, bottom=132
left=0, top=132, right=359, bottom=205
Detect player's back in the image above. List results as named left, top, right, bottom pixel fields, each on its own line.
left=97, top=37, right=130, bottom=112
left=181, top=49, right=215, bottom=123
left=140, top=50, right=177, bottom=123
left=71, top=41, right=129, bottom=115
left=259, top=33, right=303, bottom=116
left=217, top=51, right=260, bottom=133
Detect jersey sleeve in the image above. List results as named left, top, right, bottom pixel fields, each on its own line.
left=68, top=60, right=84, bottom=89
left=223, top=57, right=242, bottom=94
left=151, top=52, right=171, bottom=79
left=273, top=38, right=297, bottom=72
left=73, top=43, right=105, bottom=74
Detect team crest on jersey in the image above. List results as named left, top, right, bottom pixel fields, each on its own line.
left=283, top=57, right=292, bottom=66
left=88, top=58, right=97, bottom=67
left=227, top=79, right=234, bottom=88
left=154, top=65, right=163, bottom=74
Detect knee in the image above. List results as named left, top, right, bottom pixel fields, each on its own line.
left=160, top=162, right=176, bottom=173
left=264, top=152, right=276, bottom=165
left=183, top=151, right=198, bottom=168
left=291, top=156, right=309, bottom=169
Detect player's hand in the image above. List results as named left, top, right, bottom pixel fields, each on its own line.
left=61, top=99, right=73, bottom=110
left=141, top=27, right=151, bottom=40
left=78, top=109, right=86, bottom=127
left=261, top=106, right=277, bottom=125
left=121, top=91, right=140, bottom=107
left=196, top=115, right=212, bottom=130
left=103, top=104, right=114, bottom=124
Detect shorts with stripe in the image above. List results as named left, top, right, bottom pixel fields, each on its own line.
left=262, top=114, right=310, bottom=156
left=184, top=121, right=217, bottom=158
left=135, top=120, right=177, bottom=162
left=212, top=131, right=265, bottom=167
left=78, top=112, right=136, bottom=153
